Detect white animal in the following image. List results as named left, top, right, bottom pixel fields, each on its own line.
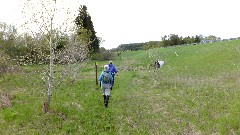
left=158, top=60, right=165, bottom=67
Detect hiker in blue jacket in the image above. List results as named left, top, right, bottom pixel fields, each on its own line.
left=108, top=61, right=118, bottom=90
left=99, top=65, right=113, bottom=107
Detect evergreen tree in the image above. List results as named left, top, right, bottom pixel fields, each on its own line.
left=194, top=35, right=201, bottom=43
left=75, top=5, right=99, bottom=54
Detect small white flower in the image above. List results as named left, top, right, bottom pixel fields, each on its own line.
left=175, top=52, right=178, bottom=56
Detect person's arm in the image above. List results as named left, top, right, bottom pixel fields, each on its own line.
left=98, top=72, right=103, bottom=81
left=113, top=66, right=117, bottom=73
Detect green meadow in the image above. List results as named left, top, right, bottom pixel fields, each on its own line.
left=1, top=40, right=240, bottom=134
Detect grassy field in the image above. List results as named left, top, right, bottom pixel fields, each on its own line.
left=1, top=40, right=240, bottom=134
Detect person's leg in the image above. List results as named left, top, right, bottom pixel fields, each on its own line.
left=103, top=95, right=106, bottom=103
left=110, top=75, right=114, bottom=90
left=102, top=86, right=106, bottom=104
left=112, top=75, right=115, bottom=85
left=104, top=84, right=111, bottom=107
left=105, top=95, right=109, bottom=107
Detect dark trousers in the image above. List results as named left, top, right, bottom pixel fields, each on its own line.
left=110, top=74, right=115, bottom=88
left=103, top=95, right=110, bottom=107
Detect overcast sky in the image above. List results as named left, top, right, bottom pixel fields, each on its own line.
left=1, top=0, right=240, bottom=49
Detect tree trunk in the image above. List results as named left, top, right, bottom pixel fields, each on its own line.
left=48, top=17, right=54, bottom=104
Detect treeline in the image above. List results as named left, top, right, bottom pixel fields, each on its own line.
left=0, top=5, right=115, bottom=67
left=0, top=22, right=86, bottom=65
left=0, top=23, right=115, bottom=67
left=112, top=34, right=221, bottom=51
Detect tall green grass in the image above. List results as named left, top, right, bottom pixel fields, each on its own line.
left=0, top=40, right=240, bottom=134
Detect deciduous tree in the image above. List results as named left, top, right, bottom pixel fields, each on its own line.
left=21, top=0, right=89, bottom=112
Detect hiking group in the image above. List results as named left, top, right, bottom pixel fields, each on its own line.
left=98, top=61, right=118, bottom=107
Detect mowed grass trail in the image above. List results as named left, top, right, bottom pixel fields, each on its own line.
left=0, top=40, right=240, bottom=134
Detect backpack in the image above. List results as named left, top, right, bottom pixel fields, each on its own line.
left=102, top=71, right=110, bottom=83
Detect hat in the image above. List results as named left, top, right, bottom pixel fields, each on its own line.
left=104, top=65, right=109, bottom=71
left=109, top=61, right=112, bottom=64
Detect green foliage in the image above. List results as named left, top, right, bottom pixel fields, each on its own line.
left=117, top=43, right=145, bottom=51
left=0, top=22, right=90, bottom=65
left=149, top=41, right=163, bottom=48
left=0, top=52, right=12, bottom=76
left=91, top=47, right=116, bottom=61
left=113, top=34, right=204, bottom=52
left=182, top=36, right=195, bottom=44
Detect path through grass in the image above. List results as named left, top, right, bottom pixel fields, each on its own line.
left=1, top=40, right=240, bottom=134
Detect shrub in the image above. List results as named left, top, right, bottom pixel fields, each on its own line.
left=91, top=51, right=115, bottom=61
left=0, top=52, right=11, bottom=76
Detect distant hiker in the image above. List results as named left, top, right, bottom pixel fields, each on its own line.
left=155, top=60, right=165, bottom=68
left=108, top=61, right=118, bottom=90
left=99, top=65, right=113, bottom=107
left=155, top=61, right=160, bottom=68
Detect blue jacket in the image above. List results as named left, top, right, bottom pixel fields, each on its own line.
left=108, top=63, right=118, bottom=75
left=98, top=71, right=113, bottom=84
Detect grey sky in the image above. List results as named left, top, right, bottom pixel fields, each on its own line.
left=1, top=0, right=240, bottom=49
